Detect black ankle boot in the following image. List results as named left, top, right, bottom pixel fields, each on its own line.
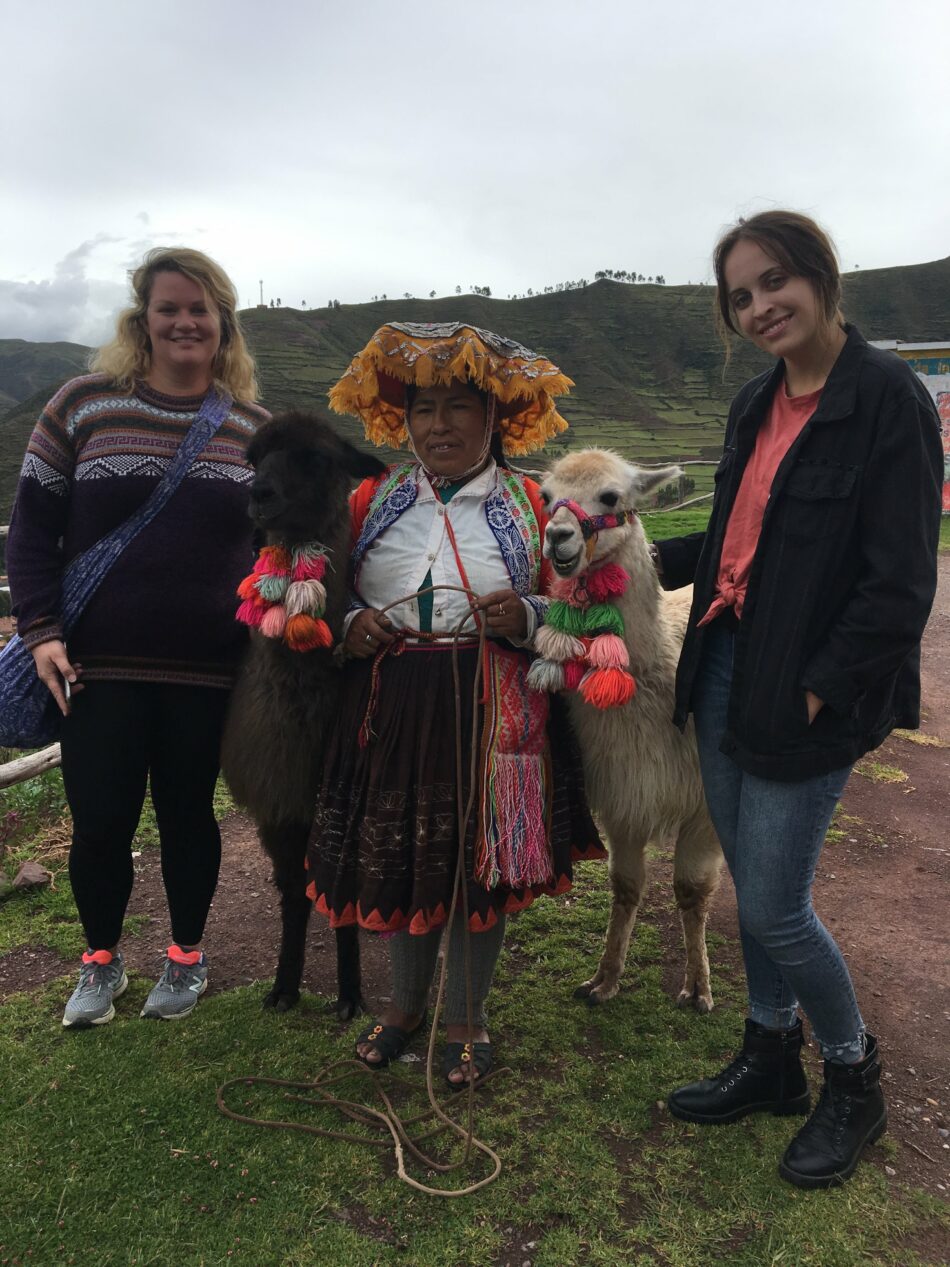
left=668, top=1017, right=811, bottom=1125
left=779, top=1033, right=887, bottom=1189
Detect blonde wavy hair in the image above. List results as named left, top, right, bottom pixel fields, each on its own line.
left=92, top=247, right=260, bottom=401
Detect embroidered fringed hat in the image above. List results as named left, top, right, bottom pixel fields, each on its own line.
left=328, top=321, right=573, bottom=456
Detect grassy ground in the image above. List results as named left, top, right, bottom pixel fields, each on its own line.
left=0, top=780, right=947, bottom=1265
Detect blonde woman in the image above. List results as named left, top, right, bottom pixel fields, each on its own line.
left=7, top=248, right=268, bottom=1027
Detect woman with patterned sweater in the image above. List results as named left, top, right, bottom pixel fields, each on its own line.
left=305, top=323, right=604, bottom=1088
left=7, top=248, right=268, bottom=1027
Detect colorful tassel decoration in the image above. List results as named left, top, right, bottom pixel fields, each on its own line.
left=284, top=614, right=333, bottom=651
left=584, top=563, right=629, bottom=602
left=545, top=602, right=590, bottom=638
left=237, top=574, right=261, bottom=602
left=534, top=625, right=585, bottom=662
left=255, top=545, right=292, bottom=575
left=529, top=557, right=637, bottom=709
left=260, top=605, right=288, bottom=638
left=586, top=633, right=630, bottom=669
left=236, top=541, right=332, bottom=651
left=526, top=658, right=565, bottom=693
left=563, top=659, right=586, bottom=691
left=236, top=598, right=266, bottom=628
left=291, top=543, right=328, bottom=581
left=256, top=573, right=288, bottom=603
left=580, top=667, right=637, bottom=709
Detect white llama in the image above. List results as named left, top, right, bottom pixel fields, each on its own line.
left=536, top=448, right=723, bottom=1010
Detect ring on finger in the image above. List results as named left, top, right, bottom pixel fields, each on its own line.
left=365, top=633, right=374, bottom=644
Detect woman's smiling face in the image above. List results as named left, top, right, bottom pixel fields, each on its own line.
left=407, top=379, right=490, bottom=478
left=724, top=239, right=826, bottom=363
left=145, top=270, right=221, bottom=390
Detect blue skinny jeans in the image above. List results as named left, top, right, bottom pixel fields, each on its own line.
left=692, top=622, right=866, bottom=1063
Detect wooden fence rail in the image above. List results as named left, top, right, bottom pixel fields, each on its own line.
left=0, top=744, right=62, bottom=791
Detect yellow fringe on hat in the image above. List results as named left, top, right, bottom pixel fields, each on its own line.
left=328, top=323, right=573, bottom=456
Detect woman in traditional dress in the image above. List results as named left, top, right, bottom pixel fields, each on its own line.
left=305, top=322, right=604, bottom=1086
left=7, top=248, right=267, bottom=1027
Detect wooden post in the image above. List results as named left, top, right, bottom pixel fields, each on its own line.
left=0, top=744, right=62, bottom=791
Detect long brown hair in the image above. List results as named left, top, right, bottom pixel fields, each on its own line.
left=713, top=210, right=843, bottom=347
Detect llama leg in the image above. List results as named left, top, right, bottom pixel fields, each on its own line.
left=334, top=924, right=365, bottom=1020
left=672, top=815, right=723, bottom=1014
left=260, top=821, right=311, bottom=1012
left=574, top=838, right=647, bottom=1006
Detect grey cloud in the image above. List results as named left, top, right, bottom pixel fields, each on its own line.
left=0, top=237, right=127, bottom=346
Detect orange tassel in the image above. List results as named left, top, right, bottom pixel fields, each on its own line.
left=283, top=614, right=333, bottom=651
left=579, top=667, right=636, bottom=709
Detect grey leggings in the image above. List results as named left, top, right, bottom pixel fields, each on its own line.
left=390, top=913, right=507, bottom=1028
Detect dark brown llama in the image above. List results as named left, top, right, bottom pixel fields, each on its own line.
left=221, top=412, right=385, bottom=1016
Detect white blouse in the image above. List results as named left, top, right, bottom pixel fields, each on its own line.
left=350, top=462, right=538, bottom=642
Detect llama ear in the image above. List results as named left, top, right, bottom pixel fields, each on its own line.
left=631, top=464, right=682, bottom=500
left=339, top=439, right=387, bottom=480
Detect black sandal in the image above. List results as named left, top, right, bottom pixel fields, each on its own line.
left=355, top=1014, right=426, bottom=1069
left=441, top=1040, right=493, bottom=1091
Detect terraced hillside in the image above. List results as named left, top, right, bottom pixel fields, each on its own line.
left=1, top=255, right=947, bottom=518
left=238, top=283, right=767, bottom=469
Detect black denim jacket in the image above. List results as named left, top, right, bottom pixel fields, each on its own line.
left=657, top=325, right=943, bottom=782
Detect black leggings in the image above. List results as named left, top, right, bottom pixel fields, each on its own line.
left=60, top=681, right=230, bottom=950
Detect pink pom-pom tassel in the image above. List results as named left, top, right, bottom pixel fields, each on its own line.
left=236, top=598, right=266, bottom=628
left=547, top=577, right=577, bottom=603
left=259, top=604, right=287, bottom=638
left=253, top=545, right=291, bottom=576
left=585, top=563, right=629, bottom=602
left=292, top=553, right=327, bottom=582
left=586, top=633, right=630, bottom=670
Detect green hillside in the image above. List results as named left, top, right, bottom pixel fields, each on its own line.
left=1, top=255, right=947, bottom=519
left=0, top=339, right=89, bottom=412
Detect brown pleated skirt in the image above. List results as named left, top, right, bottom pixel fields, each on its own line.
left=305, top=643, right=605, bottom=934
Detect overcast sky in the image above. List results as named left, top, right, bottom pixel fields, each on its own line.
left=1, top=0, right=947, bottom=347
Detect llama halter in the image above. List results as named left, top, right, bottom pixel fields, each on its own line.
left=235, top=543, right=333, bottom=651
left=528, top=500, right=637, bottom=709
left=549, top=498, right=637, bottom=559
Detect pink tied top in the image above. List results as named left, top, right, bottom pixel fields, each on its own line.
left=700, top=384, right=822, bottom=627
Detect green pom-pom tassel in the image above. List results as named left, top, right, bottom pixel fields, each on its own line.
left=545, top=601, right=589, bottom=637
left=583, top=603, right=625, bottom=638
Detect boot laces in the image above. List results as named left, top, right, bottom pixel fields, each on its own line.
left=802, top=1080, right=850, bottom=1151
left=716, top=1053, right=751, bottom=1092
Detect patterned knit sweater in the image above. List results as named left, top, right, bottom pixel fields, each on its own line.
left=7, top=374, right=269, bottom=689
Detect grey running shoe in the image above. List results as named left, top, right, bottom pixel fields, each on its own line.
left=62, top=951, right=128, bottom=1028
left=140, top=948, right=208, bottom=1020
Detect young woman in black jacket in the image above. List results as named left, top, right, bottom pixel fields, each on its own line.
left=654, top=210, right=942, bottom=1189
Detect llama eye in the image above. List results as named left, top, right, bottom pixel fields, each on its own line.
left=599, top=491, right=619, bottom=508
left=539, top=489, right=551, bottom=506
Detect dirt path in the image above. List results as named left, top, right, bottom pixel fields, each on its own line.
left=2, top=559, right=948, bottom=1200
